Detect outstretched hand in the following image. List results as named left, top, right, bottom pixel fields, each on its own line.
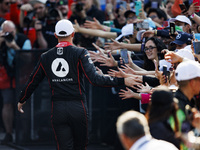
left=119, top=87, right=135, bottom=100
left=98, top=52, right=117, bottom=67
left=104, top=38, right=121, bottom=51
left=124, top=76, right=143, bottom=89
left=164, top=51, right=183, bottom=64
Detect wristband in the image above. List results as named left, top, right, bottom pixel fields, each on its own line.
left=190, top=13, right=195, bottom=19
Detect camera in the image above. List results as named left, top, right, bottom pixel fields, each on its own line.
left=75, top=2, right=84, bottom=12
left=24, top=10, right=35, bottom=24
left=46, top=0, right=60, bottom=22
left=2, top=32, right=14, bottom=42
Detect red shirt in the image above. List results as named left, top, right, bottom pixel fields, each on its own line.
left=0, top=65, right=15, bottom=89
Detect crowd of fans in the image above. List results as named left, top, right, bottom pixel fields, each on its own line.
left=1, top=0, right=200, bottom=149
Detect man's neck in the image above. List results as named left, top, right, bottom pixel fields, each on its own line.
left=58, top=39, right=72, bottom=44
left=180, top=86, right=194, bottom=100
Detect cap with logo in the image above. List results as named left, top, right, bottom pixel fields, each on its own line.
left=175, top=60, right=200, bottom=81
left=169, top=15, right=191, bottom=26
left=115, top=24, right=134, bottom=41
left=172, top=32, right=192, bottom=45
left=55, top=19, right=74, bottom=37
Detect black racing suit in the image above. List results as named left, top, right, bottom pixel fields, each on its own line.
left=18, top=42, right=124, bottom=150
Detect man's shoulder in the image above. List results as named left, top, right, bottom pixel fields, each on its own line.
left=147, top=139, right=178, bottom=150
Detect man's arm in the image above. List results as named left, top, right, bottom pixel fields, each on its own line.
left=19, top=58, right=46, bottom=104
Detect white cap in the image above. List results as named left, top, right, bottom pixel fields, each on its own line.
left=175, top=49, right=195, bottom=61
left=136, top=30, right=146, bottom=42
left=55, top=19, right=74, bottom=37
left=29, top=0, right=47, bottom=5
left=115, top=24, right=134, bottom=41
left=175, top=61, right=200, bottom=81
left=169, top=15, right=191, bottom=26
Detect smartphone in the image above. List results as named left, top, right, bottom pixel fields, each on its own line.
left=119, top=1, right=127, bottom=9
left=163, top=65, right=168, bottom=83
left=135, top=1, right=142, bottom=16
left=170, top=22, right=175, bottom=35
left=193, top=41, right=200, bottom=54
left=136, top=22, right=142, bottom=29
left=120, top=49, right=129, bottom=64
left=179, top=3, right=188, bottom=13
left=193, top=0, right=200, bottom=12
left=142, top=22, right=149, bottom=29
left=151, top=1, right=158, bottom=8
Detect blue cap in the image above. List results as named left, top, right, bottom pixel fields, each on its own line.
left=172, top=32, right=192, bottom=45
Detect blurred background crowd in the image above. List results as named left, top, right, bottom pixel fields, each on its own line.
left=1, top=0, right=200, bottom=149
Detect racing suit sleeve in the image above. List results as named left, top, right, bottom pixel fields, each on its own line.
left=18, top=58, right=46, bottom=103
left=79, top=49, right=124, bottom=87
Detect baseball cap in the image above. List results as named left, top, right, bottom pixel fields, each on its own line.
left=175, top=49, right=195, bottom=61
left=29, top=0, right=47, bottom=5
left=169, top=15, right=191, bottom=26
left=136, top=30, right=146, bottom=42
left=175, top=60, right=200, bottom=81
left=55, top=19, right=74, bottom=37
left=124, top=9, right=136, bottom=18
left=172, top=32, right=192, bottom=45
left=115, top=24, right=134, bottom=41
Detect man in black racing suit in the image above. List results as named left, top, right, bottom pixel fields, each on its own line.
left=17, top=19, right=139, bottom=150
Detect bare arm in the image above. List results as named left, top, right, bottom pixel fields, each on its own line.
left=104, top=38, right=141, bottom=52
left=74, top=20, right=117, bottom=39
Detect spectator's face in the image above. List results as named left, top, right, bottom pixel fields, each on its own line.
left=144, top=40, right=158, bottom=61
left=166, top=2, right=173, bottom=17
left=192, top=23, right=198, bottom=33
left=126, top=13, right=137, bottom=24
left=2, top=23, right=16, bottom=37
left=175, top=43, right=187, bottom=50
left=191, top=77, right=200, bottom=95
left=0, top=0, right=11, bottom=13
left=175, top=21, right=191, bottom=33
left=57, top=4, right=68, bottom=17
left=148, top=12, right=161, bottom=25
left=77, top=0, right=92, bottom=11
left=33, top=3, right=46, bottom=19
left=117, top=14, right=126, bottom=26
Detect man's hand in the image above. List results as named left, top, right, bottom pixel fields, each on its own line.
left=18, top=102, right=26, bottom=113
left=164, top=51, right=183, bottom=64
left=20, top=3, right=33, bottom=12
left=84, top=18, right=102, bottom=30
left=124, top=76, right=143, bottom=89
left=141, top=30, right=155, bottom=39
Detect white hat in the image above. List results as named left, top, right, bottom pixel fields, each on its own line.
left=136, top=30, right=146, bottom=42
left=29, top=0, right=47, bottom=5
left=55, top=19, right=74, bottom=37
left=115, top=24, right=134, bottom=41
left=175, top=49, right=195, bottom=61
left=175, top=61, right=200, bottom=81
left=169, top=15, right=191, bottom=26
